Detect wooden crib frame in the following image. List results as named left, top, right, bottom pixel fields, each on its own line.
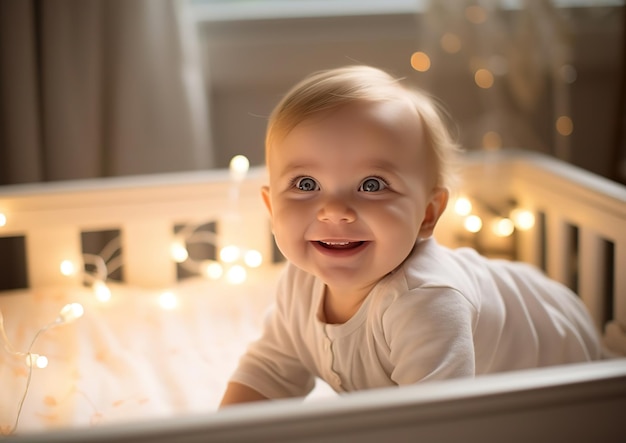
left=1, top=149, right=626, bottom=442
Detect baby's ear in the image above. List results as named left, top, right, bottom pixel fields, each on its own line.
left=261, top=186, right=272, bottom=216
left=418, top=187, right=449, bottom=238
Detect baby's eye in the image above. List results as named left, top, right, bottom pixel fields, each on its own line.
left=295, top=177, right=319, bottom=192
left=359, top=177, right=387, bottom=192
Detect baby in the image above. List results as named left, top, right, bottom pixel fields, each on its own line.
left=220, top=65, right=604, bottom=406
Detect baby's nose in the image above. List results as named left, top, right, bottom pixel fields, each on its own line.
left=317, top=197, right=356, bottom=223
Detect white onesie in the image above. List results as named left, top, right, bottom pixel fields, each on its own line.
left=229, top=238, right=604, bottom=399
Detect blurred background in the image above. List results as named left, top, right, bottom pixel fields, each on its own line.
left=0, top=0, right=624, bottom=185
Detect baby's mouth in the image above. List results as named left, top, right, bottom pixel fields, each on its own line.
left=317, top=241, right=365, bottom=250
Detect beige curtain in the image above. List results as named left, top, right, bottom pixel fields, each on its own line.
left=0, top=0, right=213, bottom=290
left=0, top=0, right=213, bottom=185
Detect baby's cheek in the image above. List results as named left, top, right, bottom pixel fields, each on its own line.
left=271, top=209, right=307, bottom=250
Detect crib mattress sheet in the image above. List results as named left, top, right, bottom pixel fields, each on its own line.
left=1, top=265, right=329, bottom=434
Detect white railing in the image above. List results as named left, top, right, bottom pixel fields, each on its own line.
left=1, top=150, right=625, bottom=352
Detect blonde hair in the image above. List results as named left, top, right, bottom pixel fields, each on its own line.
left=265, top=65, right=462, bottom=189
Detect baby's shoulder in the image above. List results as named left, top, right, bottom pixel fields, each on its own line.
left=374, top=263, right=477, bottom=316
left=398, top=239, right=483, bottom=290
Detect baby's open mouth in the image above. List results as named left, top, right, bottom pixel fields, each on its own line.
left=317, top=241, right=365, bottom=250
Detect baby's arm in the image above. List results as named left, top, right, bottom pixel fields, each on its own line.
left=219, top=382, right=268, bottom=408
left=385, top=287, right=477, bottom=383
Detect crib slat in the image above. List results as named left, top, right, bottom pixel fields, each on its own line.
left=219, top=209, right=272, bottom=266
left=515, top=208, right=541, bottom=269
left=546, top=213, right=571, bottom=288
left=122, top=221, right=176, bottom=288
left=578, top=228, right=607, bottom=330
left=605, top=242, right=626, bottom=354
left=615, top=243, right=626, bottom=327
left=26, top=228, right=82, bottom=287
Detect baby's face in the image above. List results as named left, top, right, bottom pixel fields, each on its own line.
left=263, top=101, right=442, bottom=295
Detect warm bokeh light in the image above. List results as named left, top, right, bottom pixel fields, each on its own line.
left=58, top=303, right=84, bottom=323
left=26, top=354, right=48, bottom=369
left=410, top=51, right=431, bottom=72
left=510, top=208, right=536, bottom=230
left=465, top=5, right=488, bottom=24
left=492, top=217, right=515, bottom=237
left=220, top=245, right=240, bottom=263
left=226, top=265, right=247, bottom=285
left=229, top=155, right=250, bottom=181
left=464, top=215, right=483, bottom=233
left=60, top=260, right=76, bottom=276
left=170, top=241, right=189, bottom=263
left=159, top=291, right=178, bottom=310
left=201, top=260, right=224, bottom=280
left=556, top=116, right=573, bottom=136
left=440, top=33, right=462, bottom=53
left=244, top=250, right=263, bottom=268
left=0, top=213, right=6, bottom=227
left=454, top=197, right=473, bottom=216
left=93, top=280, right=112, bottom=302
left=474, top=69, right=494, bottom=89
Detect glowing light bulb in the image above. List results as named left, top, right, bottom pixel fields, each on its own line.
left=474, top=69, right=494, bottom=89
left=229, top=155, right=250, bottom=181
left=93, top=280, right=112, bottom=302
left=170, top=241, right=189, bottom=263
left=464, top=215, right=483, bottom=233
left=244, top=250, right=263, bottom=268
left=60, top=260, right=76, bottom=276
left=492, top=218, right=515, bottom=237
left=454, top=197, right=473, bottom=216
left=410, top=51, right=431, bottom=72
left=201, top=260, right=223, bottom=280
left=0, top=213, right=6, bottom=227
left=159, top=291, right=178, bottom=310
left=220, top=245, right=240, bottom=263
left=226, top=265, right=247, bottom=285
left=26, top=354, right=48, bottom=369
left=556, top=116, right=573, bottom=136
left=510, top=208, right=535, bottom=231
left=58, top=303, right=84, bottom=323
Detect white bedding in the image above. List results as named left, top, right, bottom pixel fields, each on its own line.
left=0, top=265, right=333, bottom=434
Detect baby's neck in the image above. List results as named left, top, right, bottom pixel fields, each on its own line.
left=322, top=284, right=374, bottom=325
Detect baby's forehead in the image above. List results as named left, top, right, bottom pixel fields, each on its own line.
left=273, top=101, right=432, bottom=163
left=272, top=97, right=439, bottom=184
left=298, top=101, right=422, bottom=152
left=292, top=98, right=421, bottom=136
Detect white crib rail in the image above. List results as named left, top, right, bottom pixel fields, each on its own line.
left=1, top=151, right=625, bottom=353
left=0, top=167, right=271, bottom=289
left=9, top=359, right=626, bottom=443
left=454, top=150, right=626, bottom=355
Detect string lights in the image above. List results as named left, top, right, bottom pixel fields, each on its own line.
left=169, top=154, right=263, bottom=286
left=452, top=195, right=535, bottom=238
left=1, top=303, right=84, bottom=434
left=412, top=1, right=576, bottom=156
left=0, top=154, right=261, bottom=314
left=0, top=154, right=265, bottom=433
left=47, top=154, right=263, bottom=307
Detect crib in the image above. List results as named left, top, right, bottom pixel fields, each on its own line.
left=1, top=149, right=625, bottom=442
